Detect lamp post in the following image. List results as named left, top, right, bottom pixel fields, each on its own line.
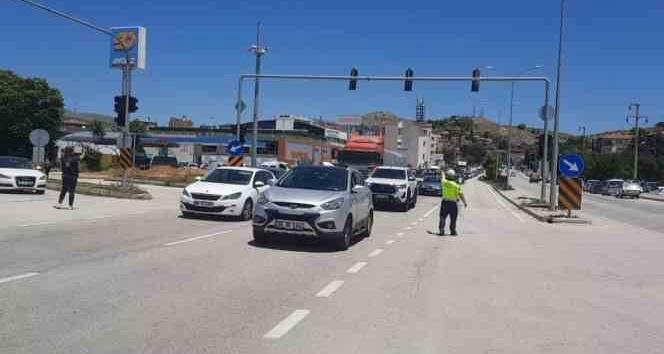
left=506, top=65, right=543, bottom=189
left=249, top=21, right=267, bottom=167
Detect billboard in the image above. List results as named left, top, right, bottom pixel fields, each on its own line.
left=110, top=26, right=147, bottom=70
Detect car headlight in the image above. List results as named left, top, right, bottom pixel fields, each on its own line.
left=257, top=192, right=270, bottom=205
left=397, top=184, right=407, bottom=189
left=0, top=173, right=11, bottom=179
left=321, top=197, right=345, bottom=210
left=222, top=192, right=242, bottom=200
left=39, top=175, right=46, bottom=180
left=182, top=189, right=191, bottom=198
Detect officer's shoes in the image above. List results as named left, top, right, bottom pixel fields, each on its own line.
left=450, top=231, right=458, bottom=236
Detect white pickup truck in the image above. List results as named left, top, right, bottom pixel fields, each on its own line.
left=365, top=166, right=418, bottom=211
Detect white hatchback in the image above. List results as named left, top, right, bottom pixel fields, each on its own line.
left=0, top=156, right=47, bottom=194
left=180, top=167, right=276, bottom=220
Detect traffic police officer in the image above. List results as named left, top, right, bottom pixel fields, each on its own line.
left=439, top=169, right=468, bottom=236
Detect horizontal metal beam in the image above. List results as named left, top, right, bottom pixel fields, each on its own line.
left=14, top=0, right=115, bottom=37
left=239, top=73, right=550, bottom=84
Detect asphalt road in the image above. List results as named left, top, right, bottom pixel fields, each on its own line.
left=511, top=173, right=664, bottom=234
left=1, top=180, right=663, bottom=353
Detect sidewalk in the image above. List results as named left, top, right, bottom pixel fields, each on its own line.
left=489, top=181, right=592, bottom=224
left=641, top=192, right=664, bottom=202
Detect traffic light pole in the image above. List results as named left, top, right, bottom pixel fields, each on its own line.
left=121, top=61, right=133, bottom=186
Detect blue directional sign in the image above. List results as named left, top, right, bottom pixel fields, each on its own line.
left=559, top=153, right=585, bottom=177
left=227, top=140, right=243, bottom=156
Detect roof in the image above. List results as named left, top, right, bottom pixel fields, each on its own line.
left=599, top=132, right=633, bottom=139
left=215, top=166, right=263, bottom=172
left=375, top=166, right=409, bottom=170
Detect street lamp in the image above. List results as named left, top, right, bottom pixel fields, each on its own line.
left=506, top=65, right=543, bottom=189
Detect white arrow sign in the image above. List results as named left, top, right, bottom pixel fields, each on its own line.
left=562, top=159, right=579, bottom=172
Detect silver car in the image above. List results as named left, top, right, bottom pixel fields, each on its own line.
left=253, top=165, right=373, bottom=250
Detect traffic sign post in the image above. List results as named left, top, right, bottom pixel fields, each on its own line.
left=228, top=156, right=243, bottom=166
left=558, top=177, right=582, bottom=216
left=559, top=153, right=585, bottom=178
left=29, top=129, right=50, bottom=166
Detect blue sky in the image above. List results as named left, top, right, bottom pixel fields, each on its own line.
left=2, top=0, right=664, bottom=134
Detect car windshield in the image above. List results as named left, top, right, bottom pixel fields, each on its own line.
left=0, top=156, right=32, bottom=169
left=278, top=167, right=347, bottom=191
left=424, top=176, right=441, bottom=183
left=371, top=168, right=406, bottom=179
left=203, top=169, right=253, bottom=185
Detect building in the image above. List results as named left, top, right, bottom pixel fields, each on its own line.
left=61, top=118, right=89, bottom=133
left=384, top=120, right=433, bottom=168
left=168, top=115, right=194, bottom=128
left=132, top=118, right=158, bottom=130
left=593, top=131, right=633, bottom=154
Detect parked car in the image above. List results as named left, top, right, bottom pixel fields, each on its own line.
left=253, top=165, right=373, bottom=250
left=617, top=181, right=642, bottom=199
left=591, top=180, right=608, bottom=194
left=604, top=179, right=624, bottom=196
left=0, top=156, right=47, bottom=194
left=418, top=176, right=442, bottom=196
left=365, top=166, right=418, bottom=211
left=584, top=179, right=600, bottom=192
left=180, top=167, right=276, bottom=220
left=151, top=156, right=178, bottom=168
left=642, top=181, right=658, bottom=193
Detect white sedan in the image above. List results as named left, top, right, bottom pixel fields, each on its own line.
left=0, top=156, right=47, bottom=194
left=180, top=166, right=276, bottom=220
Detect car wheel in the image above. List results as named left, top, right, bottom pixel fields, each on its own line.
left=334, top=218, right=352, bottom=251
left=240, top=199, right=253, bottom=221
left=253, top=227, right=269, bottom=244
left=399, top=200, right=409, bottom=212
left=181, top=211, right=195, bottom=218
left=360, top=210, right=373, bottom=237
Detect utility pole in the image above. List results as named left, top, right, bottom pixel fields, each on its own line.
left=550, top=0, right=566, bottom=211
left=249, top=21, right=267, bottom=167
left=627, top=103, right=648, bottom=180
left=578, top=126, right=586, bottom=154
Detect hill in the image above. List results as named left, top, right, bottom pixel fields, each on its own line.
left=63, top=110, right=114, bottom=123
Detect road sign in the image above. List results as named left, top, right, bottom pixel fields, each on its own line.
left=559, top=153, right=585, bottom=177
left=228, top=155, right=243, bottom=166
left=29, top=129, right=50, bottom=147
left=227, top=140, right=243, bottom=156
left=32, top=146, right=45, bottom=165
left=119, top=148, right=133, bottom=169
left=558, top=177, right=582, bottom=211
left=539, top=105, right=555, bottom=121
left=235, top=100, right=246, bottom=112
left=116, top=134, right=133, bottom=149
left=110, top=26, right=147, bottom=70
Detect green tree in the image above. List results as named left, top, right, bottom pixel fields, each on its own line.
left=129, top=119, right=147, bottom=134
left=91, top=120, right=106, bottom=139
left=461, top=142, right=487, bottom=165
left=483, top=154, right=497, bottom=180
left=0, top=70, right=64, bottom=157
left=517, top=123, right=527, bottom=130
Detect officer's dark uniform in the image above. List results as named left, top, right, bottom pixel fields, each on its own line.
left=439, top=178, right=462, bottom=235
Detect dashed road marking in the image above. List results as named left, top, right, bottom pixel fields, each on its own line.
left=19, top=221, right=57, bottom=227
left=423, top=206, right=438, bottom=218
left=404, top=226, right=412, bottom=230
left=417, top=218, right=423, bottom=222
left=347, top=261, right=368, bottom=273
left=0, top=272, right=39, bottom=284
left=487, top=186, right=525, bottom=223
left=264, top=309, right=310, bottom=339
left=410, top=222, right=418, bottom=226
left=164, top=230, right=234, bottom=246
left=368, top=249, right=383, bottom=257
left=315, top=280, right=344, bottom=297
left=396, top=232, right=404, bottom=237
left=385, top=240, right=395, bottom=245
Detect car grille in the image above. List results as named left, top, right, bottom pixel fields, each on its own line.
left=370, top=183, right=396, bottom=194
left=265, top=209, right=320, bottom=222
left=273, top=202, right=315, bottom=209
left=183, top=202, right=226, bottom=212
left=191, top=193, right=221, bottom=201
left=15, top=176, right=36, bottom=187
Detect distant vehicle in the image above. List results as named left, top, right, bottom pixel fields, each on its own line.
left=366, top=166, right=417, bottom=211
left=0, top=156, right=47, bottom=194
left=180, top=167, right=276, bottom=220
left=151, top=156, right=178, bottom=168
left=584, top=179, right=600, bottom=192
left=253, top=165, right=373, bottom=251
left=617, top=181, right=642, bottom=199
left=418, top=176, right=442, bottom=196
left=134, top=155, right=151, bottom=170
left=260, top=161, right=289, bottom=170
left=529, top=174, right=542, bottom=183
left=642, top=181, right=658, bottom=193
left=605, top=179, right=625, bottom=195
left=591, top=180, right=608, bottom=194
left=336, top=134, right=407, bottom=178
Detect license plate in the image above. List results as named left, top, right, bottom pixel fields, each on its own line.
left=375, top=194, right=389, bottom=200
left=17, top=181, right=33, bottom=186
left=194, top=201, right=214, bottom=207
left=276, top=220, right=305, bottom=230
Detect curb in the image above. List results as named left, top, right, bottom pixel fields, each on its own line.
left=640, top=194, right=664, bottom=203
left=486, top=182, right=591, bottom=224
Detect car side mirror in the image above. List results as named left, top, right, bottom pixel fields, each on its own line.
left=254, top=181, right=265, bottom=188
left=195, top=176, right=203, bottom=181
left=351, top=185, right=363, bottom=194
left=408, top=176, right=415, bottom=181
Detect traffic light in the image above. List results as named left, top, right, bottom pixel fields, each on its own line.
left=114, top=95, right=126, bottom=127
left=115, top=111, right=126, bottom=127
left=349, top=67, right=358, bottom=90
left=128, top=96, right=138, bottom=113
left=471, top=68, right=480, bottom=92
left=404, top=68, right=414, bottom=91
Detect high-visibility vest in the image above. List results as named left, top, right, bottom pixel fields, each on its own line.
left=442, top=179, right=462, bottom=200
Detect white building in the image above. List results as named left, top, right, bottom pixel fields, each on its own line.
left=384, top=120, right=433, bottom=168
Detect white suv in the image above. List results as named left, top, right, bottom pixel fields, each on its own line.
left=366, top=166, right=417, bottom=211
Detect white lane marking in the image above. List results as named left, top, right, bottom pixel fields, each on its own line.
left=385, top=240, right=395, bottom=245
left=423, top=206, right=438, bottom=218
left=404, top=226, right=412, bottom=230
left=0, top=272, right=39, bottom=284
left=315, top=280, right=344, bottom=297
left=80, top=215, right=114, bottom=221
left=19, top=221, right=57, bottom=227
left=396, top=232, right=404, bottom=237
left=368, top=249, right=383, bottom=257
left=346, top=261, right=368, bottom=273
left=264, top=309, right=310, bottom=339
left=417, top=218, right=424, bottom=222
left=164, top=230, right=233, bottom=246
left=487, top=186, right=525, bottom=223
left=410, top=221, right=418, bottom=226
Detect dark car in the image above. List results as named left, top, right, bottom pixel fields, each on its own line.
left=418, top=176, right=442, bottom=196
left=591, top=180, right=608, bottom=194
left=150, top=156, right=178, bottom=168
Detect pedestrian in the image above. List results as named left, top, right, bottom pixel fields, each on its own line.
left=56, top=146, right=80, bottom=210
left=43, top=158, right=51, bottom=179
left=439, top=169, right=468, bottom=236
